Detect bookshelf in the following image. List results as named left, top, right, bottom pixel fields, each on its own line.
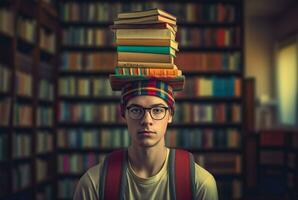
left=58, top=0, right=244, bottom=199
left=0, top=0, right=58, bottom=199
left=258, top=129, right=298, bottom=199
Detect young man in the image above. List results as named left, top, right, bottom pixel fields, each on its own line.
left=74, top=79, right=218, bottom=200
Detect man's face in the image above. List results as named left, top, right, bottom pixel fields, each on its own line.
left=124, top=95, right=173, bottom=148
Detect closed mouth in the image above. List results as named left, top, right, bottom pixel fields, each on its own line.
left=138, top=131, right=156, bottom=135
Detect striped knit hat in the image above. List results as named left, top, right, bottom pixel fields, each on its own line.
left=120, top=79, right=175, bottom=117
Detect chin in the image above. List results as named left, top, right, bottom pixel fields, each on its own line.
left=136, top=138, right=161, bottom=148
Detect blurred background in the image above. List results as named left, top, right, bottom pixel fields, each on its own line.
left=0, top=0, right=297, bottom=199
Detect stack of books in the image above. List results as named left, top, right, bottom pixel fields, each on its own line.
left=109, top=9, right=185, bottom=91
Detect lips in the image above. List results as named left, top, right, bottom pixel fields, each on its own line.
left=138, top=130, right=156, bottom=135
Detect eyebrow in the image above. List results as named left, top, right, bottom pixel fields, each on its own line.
left=128, top=103, right=167, bottom=107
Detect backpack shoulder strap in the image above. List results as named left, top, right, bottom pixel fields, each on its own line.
left=99, top=149, right=127, bottom=200
left=169, top=149, right=196, bottom=200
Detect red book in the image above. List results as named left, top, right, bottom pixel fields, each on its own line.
left=217, top=29, right=226, bottom=46
left=260, top=130, right=285, bottom=146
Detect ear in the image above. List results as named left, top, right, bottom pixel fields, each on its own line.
left=167, top=112, right=173, bottom=123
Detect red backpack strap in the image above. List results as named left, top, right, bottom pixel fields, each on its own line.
left=169, top=149, right=195, bottom=200
left=99, top=149, right=127, bottom=200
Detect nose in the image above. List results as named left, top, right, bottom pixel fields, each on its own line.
left=140, top=109, right=153, bottom=125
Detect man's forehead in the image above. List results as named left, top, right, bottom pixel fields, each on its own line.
left=127, top=95, right=167, bottom=106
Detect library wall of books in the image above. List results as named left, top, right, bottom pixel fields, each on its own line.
left=0, top=0, right=297, bottom=200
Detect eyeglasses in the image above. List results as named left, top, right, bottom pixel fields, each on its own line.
left=126, top=105, right=169, bottom=120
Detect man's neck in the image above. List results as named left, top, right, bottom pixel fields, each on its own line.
left=128, top=144, right=168, bottom=179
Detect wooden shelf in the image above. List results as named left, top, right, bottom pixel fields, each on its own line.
left=0, top=126, right=10, bottom=131
left=18, top=0, right=36, bottom=18
left=16, top=37, right=36, bottom=53
left=61, top=46, right=115, bottom=52
left=175, top=96, right=242, bottom=103
left=61, top=45, right=241, bottom=52
left=57, top=122, right=126, bottom=129
left=58, top=148, right=121, bottom=154
left=183, top=71, right=242, bottom=77
left=57, top=147, right=241, bottom=154
left=60, top=0, right=241, bottom=3
left=57, top=122, right=241, bottom=129
left=40, top=1, right=58, bottom=18
left=12, top=156, right=33, bottom=164
left=58, top=173, right=81, bottom=179
left=58, top=96, right=120, bottom=102
left=15, top=95, right=33, bottom=103
left=59, top=70, right=112, bottom=76
left=13, top=127, right=35, bottom=132
left=36, top=152, right=54, bottom=159
left=36, top=127, right=55, bottom=131
left=0, top=91, right=10, bottom=97
left=37, top=99, right=54, bottom=106
left=58, top=96, right=242, bottom=103
left=61, top=21, right=240, bottom=28
left=0, top=30, right=14, bottom=41
left=58, top=70, right=242, bottom=77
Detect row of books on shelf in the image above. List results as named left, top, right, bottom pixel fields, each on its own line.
left=194, top=153, right=241, bottom=175
left=16, top=70, right=32, bottom=97
left=176, top=77, right=241, bottom=97
left=0, top=8, right=14, bottom=36
left=57, top=128, right=241, bottom=150
left=59, top=76, right=241, bottom=98
left=58, top=102, right=123, bottom=123
left=60, top=2, right=237, bottom=23
left=173, top=103, right=241, bottom=123
left=59, top=76, right=118, bottom=97
left=57, top=129, right=130, bottom=149
left=12, top=163, right=31, bottom=192
left=62, top=28, right=113, bottom=47
left=60, top=51, right=241, bottom=72
left=36, top=131, right=53, bottom=154
left=0, top=98, right=10, bottom=126
left=58, top=102, right=242, bottom=124
left=13, top=134, right=31, bottom=159
left=258, top=130, right=298, bottom=196
left=40, top=28, right=56, bottom=54
left=17, top=16, right=36, bottom=44
left=61, top=52, right=116, bottom=72
left=178, top=27, right=240, bottom=47
left=176, top=52, right=241, bottom=72
left=58, top=102, right=241, bottom=124
left=260, top=150, right=285, bottom=166
left=0, top=64, right=10, bottom=93
left=37, top=107, right=53, bottom=127
left=166, top=128, right=241, bottom=148
left=62, top=27, right=240, bottom=48
left=58, top=153, right=105, bottom=174
left=13, top=104, right=33, bottom=126
left=57, top=152, right=241, bottom=175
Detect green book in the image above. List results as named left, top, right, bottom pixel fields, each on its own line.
left=117, top=46, right=175, bottom=56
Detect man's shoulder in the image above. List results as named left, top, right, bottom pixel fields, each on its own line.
left=73, top=159, right=107, bottom=200
left=82, top=160, right=104, bottom=185
left=194, top=162, right=217, bottom=194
